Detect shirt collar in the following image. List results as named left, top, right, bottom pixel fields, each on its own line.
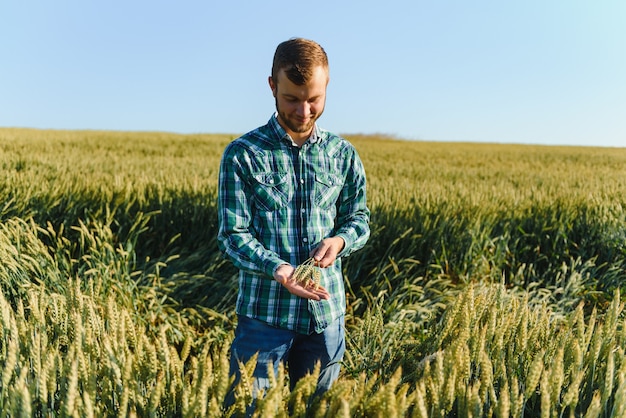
left=269, top=112, right=321, bottom=147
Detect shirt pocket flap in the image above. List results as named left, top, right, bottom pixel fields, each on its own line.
left=254, top=172, right=289, bottom=187
left=315, top=172, right=341, bottom=187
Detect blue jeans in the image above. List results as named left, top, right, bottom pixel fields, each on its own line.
left=228, top=314, right=345, bottom=400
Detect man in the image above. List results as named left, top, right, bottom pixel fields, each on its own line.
left=217, top=37, right=370, bottom=402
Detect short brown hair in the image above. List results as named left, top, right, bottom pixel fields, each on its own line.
left=271, top=38, right=328, bottom=85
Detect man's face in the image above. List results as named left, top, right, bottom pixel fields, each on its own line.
left=269, top=66, right=328, bottom=142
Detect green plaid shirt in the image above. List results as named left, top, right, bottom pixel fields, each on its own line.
left=217, top=113, right=370, bottom=334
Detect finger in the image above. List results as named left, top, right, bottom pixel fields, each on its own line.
left=318, top=251, right=339, bottom=268
left=287, top=282, right=329, bottom=300
left=316, top=256, right=330, bottom=268
left=303, top=288, right=329, bottom=300
left=314, top=251, right=333, bottom=268
left=305, top=284, right=330, bottom=299
left=311, top=242, right=329, bottom=262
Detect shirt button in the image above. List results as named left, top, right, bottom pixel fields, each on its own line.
left=300, top=178, right=305, bottom=184
left=301, top=208, right=306, bottom=213
left=303, top=238, right=308, bottom=243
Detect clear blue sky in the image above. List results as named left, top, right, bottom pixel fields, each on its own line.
left=1, top=1, right=624, bottom=147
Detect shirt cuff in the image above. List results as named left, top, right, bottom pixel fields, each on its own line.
left=266, top=258, right=289, bottom=279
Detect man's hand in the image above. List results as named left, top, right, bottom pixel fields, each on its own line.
left=274, top=264, right=330, bottom=301
left=310, top=236, right=345, bottom=268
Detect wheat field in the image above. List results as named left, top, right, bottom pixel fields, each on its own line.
left=1, top=127, right=625, bottom=417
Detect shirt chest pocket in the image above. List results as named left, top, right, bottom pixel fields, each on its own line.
left=314, top=172, right=343, bottom=210
left=251, top=172, right=293, bottom=211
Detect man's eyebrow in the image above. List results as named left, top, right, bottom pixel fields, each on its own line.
left=281, top=93, right=322, bottom=100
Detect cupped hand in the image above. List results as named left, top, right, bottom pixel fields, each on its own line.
left=274, top=264, right=330, bottom=300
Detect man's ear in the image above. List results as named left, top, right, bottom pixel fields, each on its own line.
left=268, top=76, right=276, bottom=97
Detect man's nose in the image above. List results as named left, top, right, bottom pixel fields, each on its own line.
left=296, top=101, right=310, bottom=115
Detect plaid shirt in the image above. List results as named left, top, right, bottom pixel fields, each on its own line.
left=217, top=113, right=370, bottom=334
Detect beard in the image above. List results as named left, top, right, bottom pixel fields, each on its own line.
left=275, top=97, right=323, bottom=135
